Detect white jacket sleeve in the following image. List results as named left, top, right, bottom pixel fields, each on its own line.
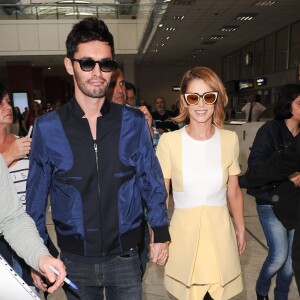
left=0, top=154, right=50, bottom=271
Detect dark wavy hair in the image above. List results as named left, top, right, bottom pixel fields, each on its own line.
left=274, top=84, right=300, bottom=120
left=0, top=83, right=9, bottom=103
left=66, top=17, right=115, bottom=59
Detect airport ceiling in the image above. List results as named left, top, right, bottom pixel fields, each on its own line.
left=0, top=0, right=300, bottom=70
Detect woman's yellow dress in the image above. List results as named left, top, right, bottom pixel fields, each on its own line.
left=156, top=127, right=243, bottom=300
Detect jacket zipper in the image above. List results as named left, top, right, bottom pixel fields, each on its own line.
left=94, top=142, right=104, bottom=255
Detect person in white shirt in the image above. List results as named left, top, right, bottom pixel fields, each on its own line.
left=241, top=94, right=266, bottom=122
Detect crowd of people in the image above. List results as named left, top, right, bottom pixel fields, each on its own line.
left=0, top=16, right=300, bottom=300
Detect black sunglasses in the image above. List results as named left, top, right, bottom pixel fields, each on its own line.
left=71, top=58, right=116, bottom=72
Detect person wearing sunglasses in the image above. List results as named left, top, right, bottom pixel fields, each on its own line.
left=156, top=66, right=246, bottom=300
left=25, top=17, right=170, bottom=300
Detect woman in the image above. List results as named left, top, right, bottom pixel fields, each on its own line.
left=9, top=106, right=27, bottom=137
left=156, top=67, right=246, bottom=300
left=0, top=83, right=32, bottom=285
left=25, top=100, right=43, bottom=129
left=246, top=84, right=300, bottom=300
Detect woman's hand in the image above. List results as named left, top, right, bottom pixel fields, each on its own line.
left=2, top=137, right=31, bottom=166
left=236, top=228, right=246, bottom=255
left=149, top=242, right=170, bottom=265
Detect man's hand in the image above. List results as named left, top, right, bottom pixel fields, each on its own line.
left=32, top=255, right=67, bottom=293
left=139, top=106, right=154, bottom=139
left=149, top=242, right=169, bottom=266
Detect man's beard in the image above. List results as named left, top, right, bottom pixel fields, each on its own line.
left=74, top=71, right=108, bottom=99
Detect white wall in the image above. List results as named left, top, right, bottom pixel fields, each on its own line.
left=0, top=19, right=147, bottom=55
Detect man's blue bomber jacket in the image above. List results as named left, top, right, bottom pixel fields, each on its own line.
left=26, top=98, right=170, bottom=257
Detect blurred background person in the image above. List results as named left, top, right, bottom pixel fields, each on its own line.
left=24, top=100, right=43, bottom=130
left=241, top=94, right=266, bottom=122
left=107, top=65, right=126, bottom=105
left=8, top=106, right=27, bottom=137
left=125, top=81, right=137, bottom=107
left=151, top=96, right=178, bottom=134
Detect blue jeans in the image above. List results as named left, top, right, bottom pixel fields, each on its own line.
left=61, top=248, right=142, bottom=300
left=256, top=205, right=294, bottom=300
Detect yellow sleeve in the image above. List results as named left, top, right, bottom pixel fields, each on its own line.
left=156, top=133, right=172, bottom=179
left=228, top=132, right=241, bottom=176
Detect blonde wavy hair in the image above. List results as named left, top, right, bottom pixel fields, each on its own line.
left=173, top=66, right=228, bottom=128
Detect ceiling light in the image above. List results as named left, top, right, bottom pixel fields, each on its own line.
left=173, top=16, right=184, bottom=20
left=192, top=49, right=204, bottom=53
left=254, top=1, right=276, bottom=6
left=166, top=36, right=170, bottom=39
left=165, top=27, right=175, bottom=31
left=210, top=35, right=224, bottom=40
left=221, top=26, right=239, bottom=32
left=158, top=24, right=163, bottom=28
left=234, top=13, right=257, bottom=21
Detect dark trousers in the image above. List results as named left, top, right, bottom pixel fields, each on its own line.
left=61, top=248, right=142, bottom=300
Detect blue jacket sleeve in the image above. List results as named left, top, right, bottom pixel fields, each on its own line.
left=26, top=119, right=52, bottom=242
left=138, top=117, right=170, bottom=243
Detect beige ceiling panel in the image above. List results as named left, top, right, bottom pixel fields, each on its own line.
left=107, top=23, right=119, bottom=50
left=0, top=24, right=18, bottom=51
left=58, top=23, right=73, bottom=51
left=18, top=24, right=39, bottom=51
left=117, top=23, right=138, bottom=51
left=38, top=24, right=60, bottom=50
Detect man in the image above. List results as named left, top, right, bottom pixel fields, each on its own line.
left=239, top=134, right=300, bottom=293
left=0, top=155, right=66, bottom=294
left=125, top=81, right=137, bottom=107
left=152, top=96, right=178, bottom=134
left=26, top=17, right=170, bottom=300
left=106, top=65, right=126, bottom=105
left=241, top=94, right=266, bottom=122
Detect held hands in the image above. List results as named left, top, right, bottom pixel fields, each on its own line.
left=31, top=255, right=67, bottom=293
left=149, top=242, right=170, bottom=266
left=3, top=137, right=32, bottom=166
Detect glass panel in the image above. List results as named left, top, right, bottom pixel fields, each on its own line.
left=0, top=3, right=153, bottom=20
left=275, top=26, right=288, bottom=72
left=254, top=38, right=264, bottom=76
left=228, top=53, right=235, bottom=80
left=235, top=50, right=241, bottom=79
left=289, top=20, right=300, bottom=69
left=264, top=33, right=275, bottom=73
